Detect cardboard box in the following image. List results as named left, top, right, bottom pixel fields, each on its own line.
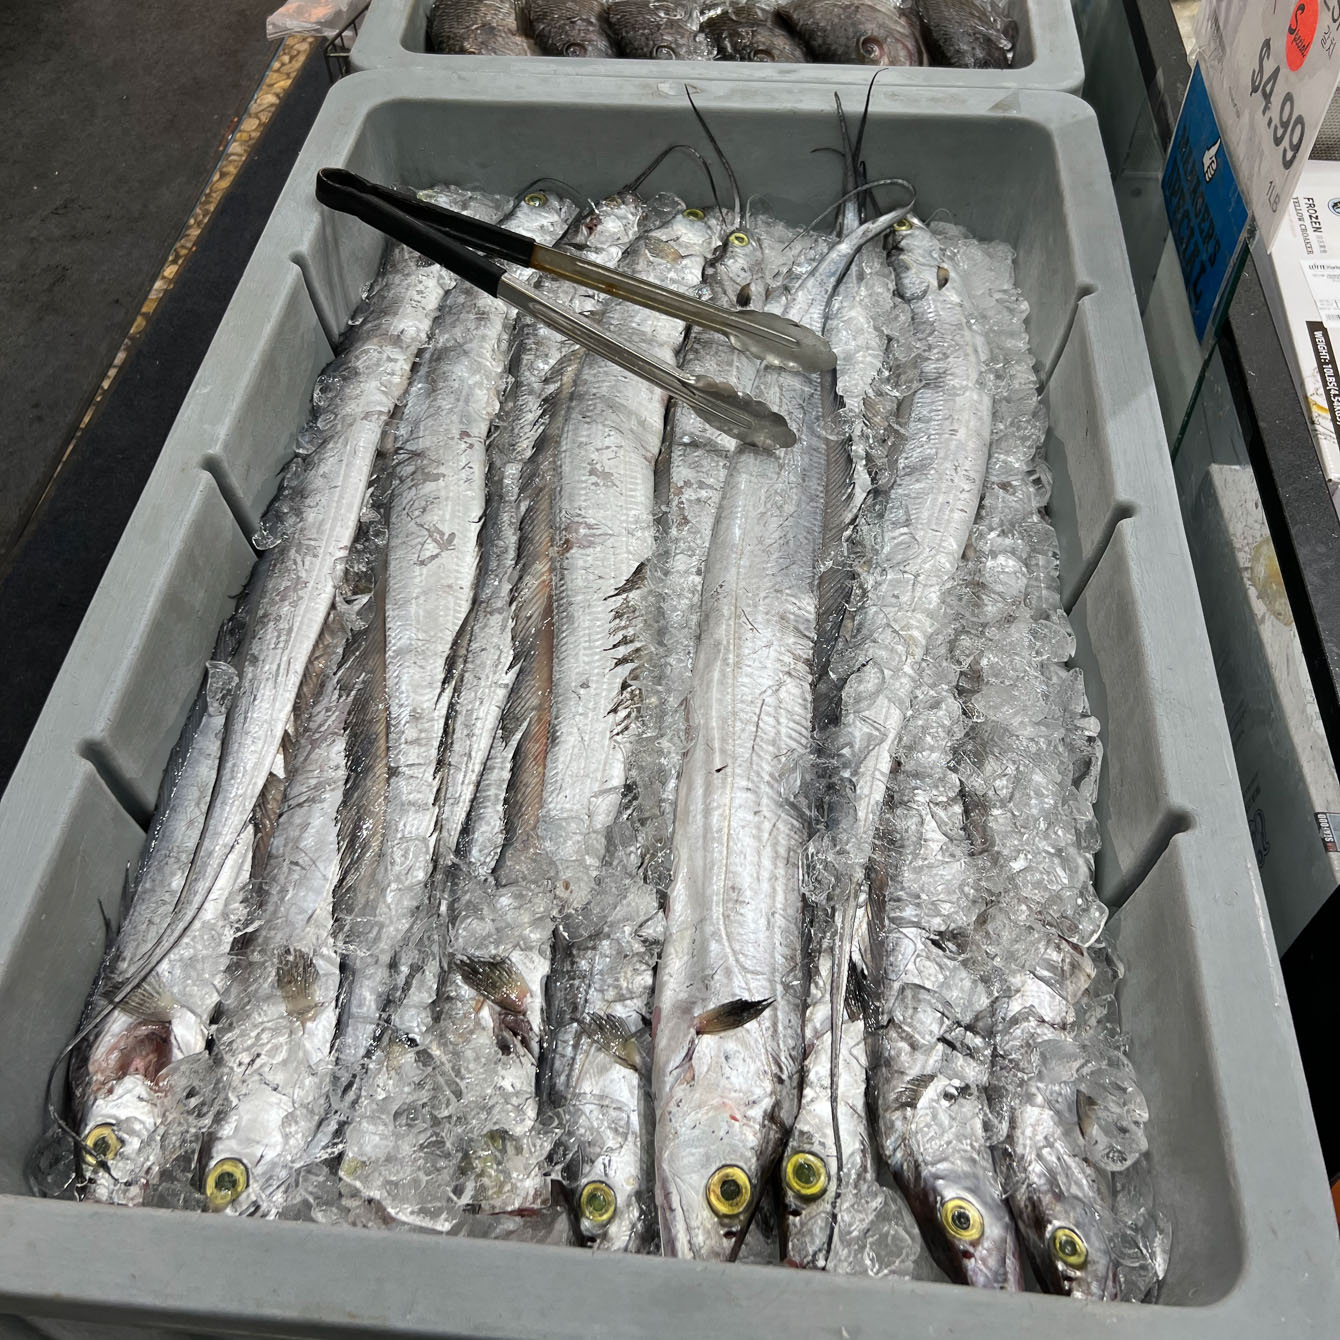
left=1259, top=160, right=1340, bottom=518
left=1181, top=459, right=1340, bottom=952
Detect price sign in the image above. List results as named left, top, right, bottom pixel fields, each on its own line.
left=1163, top=63, right=1251, bottom=341
left=1196, top=0, right=1340, bottom=246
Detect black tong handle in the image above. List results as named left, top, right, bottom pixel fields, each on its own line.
left=315, top=168, right=532, bottom=297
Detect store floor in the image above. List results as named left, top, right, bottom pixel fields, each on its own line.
left=0, top=3, right=331, bottom=791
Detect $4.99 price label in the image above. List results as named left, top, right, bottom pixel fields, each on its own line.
left=1197, top=0, right=1340, bottom=246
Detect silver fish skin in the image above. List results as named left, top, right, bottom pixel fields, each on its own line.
left=990, top=937, right=1119, bottom=1299
left=915, top=0, right=1014, bottom=68
left=778, top=0, right=925, bottom=63
left=824, top=226, right=901, bottom=515
left=126, top=241, right=453, bottom=1067
left=781, top=920, right=933, bottom=1277
left=72, top=648, right=240, bottom=1206
left=779, top=208, right=908, bottom=1268
left=412, top=200, right=648, bottom=1224
left=431, top=190, right=581, bottom=882
left=428, top=0, right=537, bottom=52
left=530, top=0, right=618, bottom=54
left=607, top=0, right=716, bottom=56
left=652, top=206, right=905, bottom=1263
left=826, top=218, right=991, bottom=890
left=203, top=611, right=352, bottom=1216
left=334, top=189, right=534, bottom=1088
left=540, top=201, right=715, bottom=894
left=407, top=198, right=648, bottom=1227
left=937, top=222, right=1128, bottom=1298
left=542, top=860, right=661, bottom=1251
left=704, top=2, right=810, bottom=59
left=866, top=643, right=1022, bottom=1289
left=640, top=217, right=773, bottom=884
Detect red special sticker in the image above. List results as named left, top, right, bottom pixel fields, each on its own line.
left=1287, top=0, right=1317, bottom=72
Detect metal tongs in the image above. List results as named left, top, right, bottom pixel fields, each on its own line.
left=315, top=169, right=834, bottom=450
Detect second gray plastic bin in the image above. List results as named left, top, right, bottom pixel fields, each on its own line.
left=349, top=0, right=1085, bottom=91
left=0, top=72, right=1335, bottom=1336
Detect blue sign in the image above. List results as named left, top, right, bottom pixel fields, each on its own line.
left=1162, top=62, right=1251, bottom=342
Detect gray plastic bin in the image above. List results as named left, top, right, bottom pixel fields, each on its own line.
left=0, top=72, right=1335, bottom=1336
left=348, top=0, right=1085, bottom=91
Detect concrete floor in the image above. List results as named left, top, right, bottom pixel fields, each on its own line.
left=0, top=0, right=281, bottom=559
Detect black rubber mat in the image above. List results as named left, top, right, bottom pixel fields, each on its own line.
left=0, top=51, right=331, bottom=796
left=0, top=0, right=286, bottom=553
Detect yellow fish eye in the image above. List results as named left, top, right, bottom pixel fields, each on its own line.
left=783, top=1150, right=828, bottom=1201
left=894, top=216, right=915, bottom=232
left=729, top=230, right=751, bottom=247
left=578, top=1179, right=617, bottom=1228
left=706, top=1164, right=751, bottom=1218
left=1050, top=1225, right=1088, bottom=1269
left=940, top=1196, right=985, bottom=1243
left=81, top=1123, right=121, bottom=1166
left=204, top=1158, right=249, bottom=1209
left=523, top=192, right=548, bottom=207
left=682, top=207, right=706, bottom=220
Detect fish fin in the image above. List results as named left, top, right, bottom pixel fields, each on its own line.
left=275, top=947, right=321, bottom=1021
left=203, top=658, right=240, bottom=717
left=295, top=606, right=345, bottom=734
left=113, top=869, right=134, bottom=943
left=607, top=560, right=652, bottom=737
left=456, top=954, right=529, bottom=1015
left=334, top=519, right=390, bottom=924
left=578, top=1012, right=641, bottom=1070
left=120, top=972, right=176, bottom=1023
left=889, top=1072, right=937, bottom=1111
left=814, top=367, right=855, bottom=699
left=610, top=558, right=649, bottom=600
left=694, top=996, right=774, bottom=1035
left=845, top=958, right=872, bottom=1024
left=252, top=764, right=287, bottom=878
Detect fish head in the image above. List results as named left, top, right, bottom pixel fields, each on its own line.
left=917, top=1163, right=1023, bottom=1289
left=1010, top=1152, right=1119, bottom=1299
left=778, top=1136, right=839, bottom=1268
left=510, top=187, right=580, bottom=242
left=78, top=1072, right=170, bottom=1206
left=654, top=1028, right=783, bottom=1261
left=891, top=216, right=956, bottom=302
left=891, top=214, right=938, bottom=263
left=846, top=2, right=924, bottom=64
left=201, top=1083, right=296, bottom=1215
left=76, top=1009, right=176, bottom=1203
left=709, top=222, right=770, bottom=309
left=571, top=1168, right=653, bottom=1252
left=575, top=191, right=646, bottom=258
left=552, top=1028, right=654, bottom=1251
left=654, top=204, right=720, bottom=262
left=567, top=1124, right=655, bottom=1253
left=650, top=26, right=717, bottom=58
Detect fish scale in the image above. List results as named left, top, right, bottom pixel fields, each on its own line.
left=428, top=0, right=535, bottom=53
left=529, top=0, right=618, bottom=54
left=778, top=0, right=925, bottom=64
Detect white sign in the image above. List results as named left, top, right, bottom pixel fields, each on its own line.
left=1195, top=0, right=1340, bottom=246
